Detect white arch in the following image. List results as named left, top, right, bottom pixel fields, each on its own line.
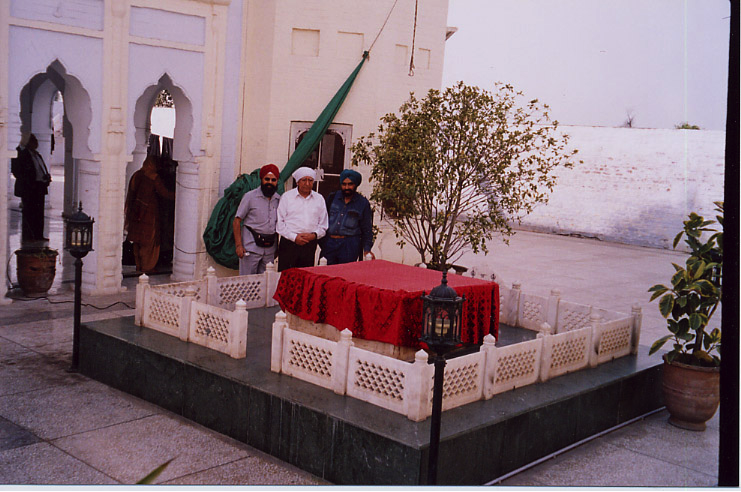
left=131, top=73, right=194, bottom=162
left=8, top=26, right=102, bottom=154
left=129, top=73, right=200, bottom=281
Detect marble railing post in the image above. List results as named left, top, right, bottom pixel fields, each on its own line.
left=270, top=310, right=288, bottom=373
left=481, top=334, right=497, bottom=400
left=205, top=266, right=217, bottom=304
left=333, top=329, right=354, bottom=395
left=230, top=299, right=249, bottom=358
left=135, top=273, right=150, bottom=325
left=588, top=312, right=604, bottom=368
left=180, top=287, right=196, bottom=342
left=266, top=262, right=280, bottom=307
left=631, top=305, right=642, bottom=355
left=406, top=350, right=433, bottom=422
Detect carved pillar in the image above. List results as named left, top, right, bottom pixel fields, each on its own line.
left=74, top=158, right=102, bottom=294
left=171, top=159, right=200, bottom=281
left=62, top=116, right=76, bottom=216
left=127, top=124, right=148, bottom=187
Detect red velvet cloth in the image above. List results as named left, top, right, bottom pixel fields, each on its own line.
left=273, top=260, right=499, bottom=349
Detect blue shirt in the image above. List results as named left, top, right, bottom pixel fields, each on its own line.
left=326, top=191, right=374, bottom=253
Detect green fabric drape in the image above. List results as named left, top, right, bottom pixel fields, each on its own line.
left=202, top=52, right=369, bottom=270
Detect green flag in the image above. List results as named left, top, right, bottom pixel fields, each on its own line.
left=203, top=52, right=369, bottom=269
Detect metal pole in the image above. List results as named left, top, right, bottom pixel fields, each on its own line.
left=69, top=257, right=82, bottom=372
left=427, top=354, right=446, bottom=485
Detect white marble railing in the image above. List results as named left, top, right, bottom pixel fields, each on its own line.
left=134, top=263, right=280, bottom=358
left=270, top=282, right=643, bottom=422
left=133, top=261, right=642, bottom=418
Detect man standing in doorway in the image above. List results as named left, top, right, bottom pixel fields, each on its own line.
left=124, top=156, right=175, bottom=274
left=320, top=169, right=375, bottom=265
left=11, top=133, right=52, bottom=242
left=232, top=164, right=281, bottom=274
left=276, top=167, right=328, bottom=271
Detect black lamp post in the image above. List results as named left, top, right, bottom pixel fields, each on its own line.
left=64, top=202, right=94, bottom=372
left=420, top=270, right=464, bottom=485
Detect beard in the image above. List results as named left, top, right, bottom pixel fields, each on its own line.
left=261, top=183, right=277, bottom=197
left=342, top=188, right=355, bottom=197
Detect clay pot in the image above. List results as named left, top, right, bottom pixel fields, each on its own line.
left=15, top=248, right=58, bottom=296
left=662, top=354, right=720, bottom=431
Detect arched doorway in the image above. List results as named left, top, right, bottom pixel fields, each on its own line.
left=128, top=74, right=193, bottom=278
left=7, top=61, right=92, bottom=293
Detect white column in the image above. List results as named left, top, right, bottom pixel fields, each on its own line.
left=127, top=124, right=148, bottom=188
left=74, top=158, right=104, bottom=295
left=171, top=159, right=200, bottom=281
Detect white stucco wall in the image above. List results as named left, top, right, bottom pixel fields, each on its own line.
left=520, top=126, right=726, bottom=249
left=240, top=0, right=450, bottom=190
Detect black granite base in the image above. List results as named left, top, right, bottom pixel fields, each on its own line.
left=80, top=308, right=664, bottom=485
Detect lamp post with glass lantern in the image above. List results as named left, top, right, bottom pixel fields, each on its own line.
left=64, top=202, right=94, bottom=372
left=420, top=270, right=464, bottom=485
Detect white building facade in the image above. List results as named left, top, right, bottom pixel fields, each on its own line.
left=1, top=0, right=451, bottom=300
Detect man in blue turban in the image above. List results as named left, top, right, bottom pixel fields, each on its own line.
left=320, top=169, right=375, bottom=264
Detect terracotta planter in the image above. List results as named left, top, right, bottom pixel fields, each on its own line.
left=662, top=354, right=720, bottom=431
left=15, top=248, right=58, bottom=296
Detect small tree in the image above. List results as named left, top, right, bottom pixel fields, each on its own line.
left=351, top=82, right=578, bottom=270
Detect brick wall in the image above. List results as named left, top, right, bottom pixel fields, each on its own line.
left=520, top=126, right=726, bottom=250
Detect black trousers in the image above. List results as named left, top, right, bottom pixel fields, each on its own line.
left=277, top=237, right=317, bottom=272
left=21, top=189, right=46, bottom=241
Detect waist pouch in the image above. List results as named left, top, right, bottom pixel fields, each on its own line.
left=246, top=226, right=277, bottom=248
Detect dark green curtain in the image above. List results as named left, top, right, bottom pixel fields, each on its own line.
left=202, top=51, right=369, bottom=269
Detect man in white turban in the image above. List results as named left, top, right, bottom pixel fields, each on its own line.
left=275, top=167, right=328, bottom=271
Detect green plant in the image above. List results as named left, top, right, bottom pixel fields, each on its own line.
left=351, top=82, right=578, bottom=271
left=675, top=122, right=701, bottom=130
left=136, top=458, right=174, bottom=484
left=648, top=202, right=723, bottom=367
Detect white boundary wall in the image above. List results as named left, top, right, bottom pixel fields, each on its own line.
left=521, top=126, right=726, bottom=250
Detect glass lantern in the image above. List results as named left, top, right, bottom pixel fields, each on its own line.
left=420, top=271, right=464, bottom=355
left=65, top=202, right=94, bottom=259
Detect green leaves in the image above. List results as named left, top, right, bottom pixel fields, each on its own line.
left=352, top=81, right=577, bottom=270
left=648, top=203, right=723, bottom=367
left=136, top=458, right=174, bottom=484
left=658, top=293, right=674, bottom=318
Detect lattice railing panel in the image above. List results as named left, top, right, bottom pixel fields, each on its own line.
left=438, top=352, right=484, bottom=411
left=152, top=280, right=206, bottom=302
left=545, top=327, right=591, bottom=379
left=595, top=317, right=633, bottom=363
left=217, top=275, right=266, bottom=309
left=488, top=338, right=542, bottom=395
left=556, top=301, right=592, bottom=333
left=517, top=293, right=548, bottom=331
left=142, top=290, right=183, bottom=338
left=190, top=303, right=231, bottom=348
left=347, top=347, right=410, bottom=415
left=281, top=327, right=336, bottom=391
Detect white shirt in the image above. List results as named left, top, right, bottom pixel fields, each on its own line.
left=276, top=188, right=328, bottom=243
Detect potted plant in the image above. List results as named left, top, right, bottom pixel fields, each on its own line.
left=15, top=246, right=59, bottom=296
left=648, top=201, right=722, bottom=431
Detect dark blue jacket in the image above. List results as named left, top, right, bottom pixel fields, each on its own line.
left=326, top=191, right=374, bottom=254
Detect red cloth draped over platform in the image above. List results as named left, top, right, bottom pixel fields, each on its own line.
left=273, top=260, right=499, bottom=349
